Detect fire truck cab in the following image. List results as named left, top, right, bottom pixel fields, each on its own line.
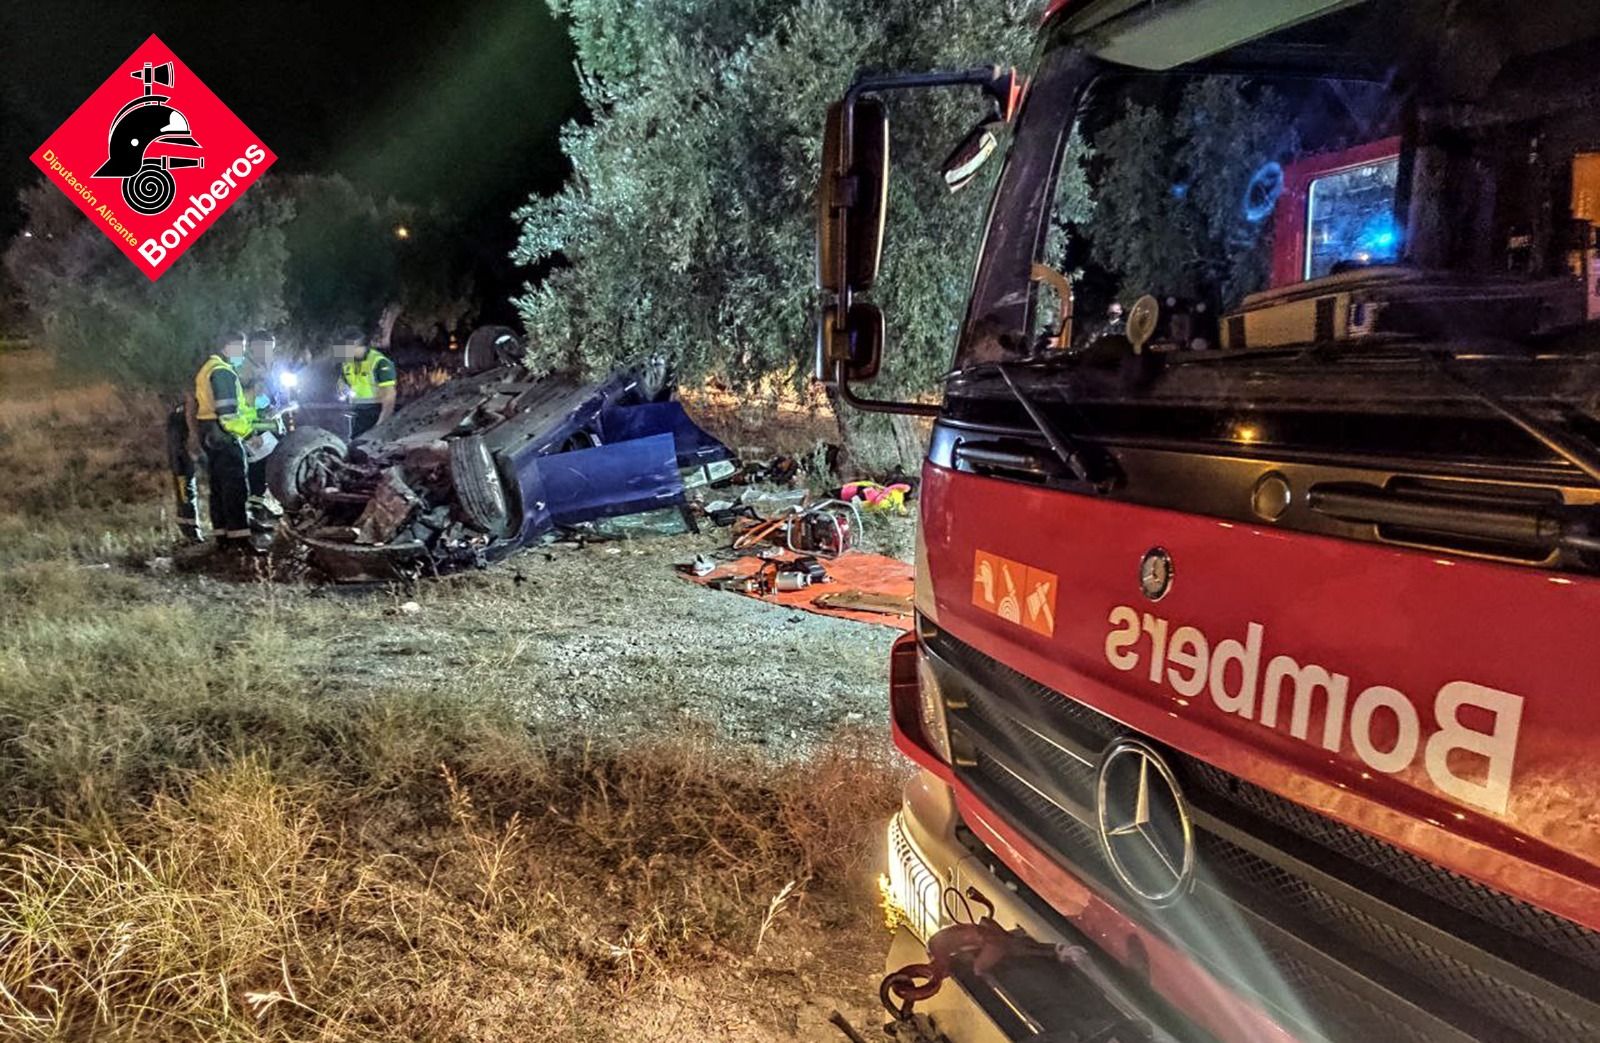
left=819, top=2, right=1600, bottom=1041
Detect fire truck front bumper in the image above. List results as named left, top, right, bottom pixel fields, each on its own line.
left=882, top=770, right=1188, bottom=1043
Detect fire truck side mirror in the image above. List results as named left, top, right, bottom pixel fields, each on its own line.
left=815, top=301, right=884, bottom=384
left=817, top=97, right=889, bottom=297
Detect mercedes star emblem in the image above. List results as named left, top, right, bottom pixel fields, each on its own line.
left=1139, top=547, right=1173, bottom=601
left=1096, top=738, right=1195, bottom=906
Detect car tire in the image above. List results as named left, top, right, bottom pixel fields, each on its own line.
left=267, top=426, right=347, bottom=512
left=462, top=325, right=524, bottom=374
left=449, top=435, right=511, bottom=536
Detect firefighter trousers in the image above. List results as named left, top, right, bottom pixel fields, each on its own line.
left=201, top=421, right=251, bottom=539
left=165, top=406, right=203, bottom=540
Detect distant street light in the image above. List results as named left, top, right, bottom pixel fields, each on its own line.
left=21, top=231, right=32, bottom=238
left=394, top=225, right=411, bottom=240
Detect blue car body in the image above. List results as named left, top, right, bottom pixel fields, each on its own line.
left=291, top=362, right=732, bottom=575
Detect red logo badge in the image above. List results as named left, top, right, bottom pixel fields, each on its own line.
left=29, top=35, right=275, bottom=280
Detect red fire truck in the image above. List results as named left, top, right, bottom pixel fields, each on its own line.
left=817, top=2, right=1600, bottom=1041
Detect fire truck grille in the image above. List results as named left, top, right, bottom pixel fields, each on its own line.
left=928, top=625, right=1600, bottom=1043
left=1179, top=757, right=1600, bottom=968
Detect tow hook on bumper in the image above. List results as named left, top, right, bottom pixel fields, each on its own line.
left=860, top=879, right=1159, bottom=1043
left=861, top=884, right=1092, bottom=1042
left=881, top=885, right=1085, bottom=1024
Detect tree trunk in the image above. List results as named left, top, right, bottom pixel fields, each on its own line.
left=889, top=412, right=930, bottom=477
left=824, top=386, right=930, bottom=479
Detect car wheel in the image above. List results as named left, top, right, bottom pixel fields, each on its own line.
left=449, top=435, right=511, bottom=536
left=463, top=325, right=524, bottom=374
left=267, top=426, right=347, bottom=512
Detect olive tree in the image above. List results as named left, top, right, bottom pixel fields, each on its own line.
left=4, top=174, right=474, bottom=393
left=3, top=181, right=290, bottom=392
left=513, top=0, right=1040, bottom=420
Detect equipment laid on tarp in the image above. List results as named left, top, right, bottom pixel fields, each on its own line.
left=687, top=550, right=914, bottom=630
left=731, top=499, right=861, bottom=558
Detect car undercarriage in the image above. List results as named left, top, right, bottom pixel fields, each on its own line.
left=268, top=357, right=734, bottom=580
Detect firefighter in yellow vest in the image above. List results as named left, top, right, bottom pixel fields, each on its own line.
left=335, top=327, right=397, bottom=438
left=194, top=331, right=273, bottom=553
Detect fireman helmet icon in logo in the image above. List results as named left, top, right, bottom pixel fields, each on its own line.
left=1095, top=738, right=1195, bottom=906
left=93, top=61, right=204, bottom=216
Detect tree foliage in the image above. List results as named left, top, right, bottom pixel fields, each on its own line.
left=4, top=175, right=473, bottom=392
left=276, top=174, right=475, bottom=345
left=1087, top=78, right=1292, bottom=308
left=3, top=181, right=290, bottom=391
left=513, top=0, right=1040, bottom=396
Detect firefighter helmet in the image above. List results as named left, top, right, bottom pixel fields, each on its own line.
left=93, top=97, right=201, bottom=179
left=92, top=63, right=203, bottom=216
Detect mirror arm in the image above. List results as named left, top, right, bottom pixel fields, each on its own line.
left=844, top=67, right=1018, bottom=107
left=838, top=65, right=1019, bottom=204
left=833, top=360, right=942, bottom=417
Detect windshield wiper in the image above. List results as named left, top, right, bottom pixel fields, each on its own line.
left=992, top=364, right=1116, bottom=492
left=1419, top=349, right=1600, bottom=486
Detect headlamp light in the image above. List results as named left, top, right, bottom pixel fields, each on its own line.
left=916, top=654, right=952, bottom=764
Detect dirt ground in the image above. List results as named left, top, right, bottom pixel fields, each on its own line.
left=218, top=531, right=909, bottom=755
left=0, top=345, right=914, bottom=1042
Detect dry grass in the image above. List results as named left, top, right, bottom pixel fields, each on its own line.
left=0, top=350, right=170, bottom=566
left=0, top=347, right=904, bottom=1042
left=0, top=734, right=900, bottom=1041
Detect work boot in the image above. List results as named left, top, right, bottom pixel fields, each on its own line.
left=215, top=533, right=270, bottom=557
left=248, top=492, right=283, bottom=533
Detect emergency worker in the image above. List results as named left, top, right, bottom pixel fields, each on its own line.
left=194, top=331, right=270, bottom=553
left=335, top=327, right=397, bottom=438
left=163, top=383, right=204, bottom=542
left=243, top=329, right=283, bottom=528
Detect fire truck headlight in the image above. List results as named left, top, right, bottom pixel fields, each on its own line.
left=884, top=813, right=943, bottom=941
left=916, top=654, right=952, bottom=764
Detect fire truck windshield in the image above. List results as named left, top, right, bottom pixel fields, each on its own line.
left=956, top=0, right=1600, bottom=376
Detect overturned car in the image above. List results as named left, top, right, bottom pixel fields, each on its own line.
left=268, top=346, right=733, bottom=579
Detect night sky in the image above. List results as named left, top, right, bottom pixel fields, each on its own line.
left=0, top=0, right=582, bottom=323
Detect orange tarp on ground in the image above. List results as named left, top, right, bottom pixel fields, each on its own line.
left=687, top=551, right=915, bottom=630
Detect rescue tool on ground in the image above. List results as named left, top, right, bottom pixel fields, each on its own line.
left=821, top=2, right=1600, bottom=1040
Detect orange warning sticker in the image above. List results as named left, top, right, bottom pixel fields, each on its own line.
left=971, top=550, right=1057, bottom=636
left=1021, top=565, right=1057, bottom=636
left=972, top=550, right=1003, bottom=614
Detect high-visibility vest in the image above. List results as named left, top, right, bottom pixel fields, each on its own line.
left=194, top=354, right=256, bottom=438
left=340, top=350, right=396, bottom=403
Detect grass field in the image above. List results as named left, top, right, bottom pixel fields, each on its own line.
left=0, top=347, right=905, bottom=1042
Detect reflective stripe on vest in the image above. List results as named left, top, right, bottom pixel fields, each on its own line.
left=341, top=351, right=393, bottom=403
left=194, top=355, right=256, bottom=438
